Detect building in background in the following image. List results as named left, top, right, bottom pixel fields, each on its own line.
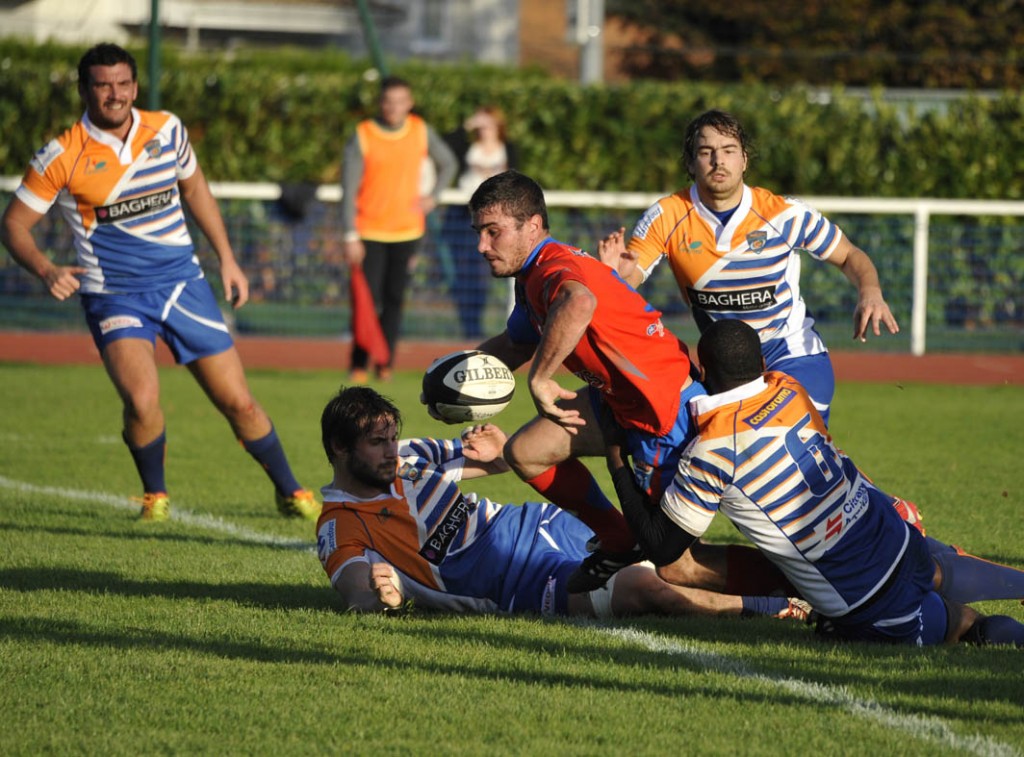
left=0, top=0, right=623, bottom=81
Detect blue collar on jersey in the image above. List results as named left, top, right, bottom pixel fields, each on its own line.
left=710, top=205, right=740, bottom=226
left=520, top=235, right=556, bottom=275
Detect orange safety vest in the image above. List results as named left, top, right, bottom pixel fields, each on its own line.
left=354, top=114, right=428, bottom=242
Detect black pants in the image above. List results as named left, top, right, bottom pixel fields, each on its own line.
left=350, top=237, right=420, bottom=370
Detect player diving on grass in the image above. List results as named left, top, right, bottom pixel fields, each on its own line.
left=605, top=319, right=1024, bottom=646
left=316, top=385, right=810, bottom=621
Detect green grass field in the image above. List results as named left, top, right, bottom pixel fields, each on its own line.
left=1, top=362, right=1022, bottom=756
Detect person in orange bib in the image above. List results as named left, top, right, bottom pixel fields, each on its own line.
left=340, top=76, right=457, bottom=383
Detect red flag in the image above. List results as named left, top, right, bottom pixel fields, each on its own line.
left=349, top=263, right=390, bottom=367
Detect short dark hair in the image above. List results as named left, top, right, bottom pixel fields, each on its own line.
left=320, top=386, right=402, bottom=464
left=77, top=43, right=137, bottom=87
left=697, top=319, right=763, bottom=394
left=468, top=170, right=549, bottom=230
left=681, top=109, right=754, bottom=177
left=379, top=75, right=412, bottom=97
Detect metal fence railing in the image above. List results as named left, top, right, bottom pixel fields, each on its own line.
left=2, top=180, right=1023, bottom=355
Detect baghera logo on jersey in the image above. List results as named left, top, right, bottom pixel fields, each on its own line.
left=98, top=315, right=144, bottom=335
left=687, top=285, right=776, bottom=312
left=95, top=189, right=175, bottom=224
left=418, top=494, right=477, bottom=566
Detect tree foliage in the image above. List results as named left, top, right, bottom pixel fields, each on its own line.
left=606, top=0, right=1024, bottom=88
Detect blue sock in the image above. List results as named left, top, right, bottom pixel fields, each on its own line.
left=242, top=426, right=301, bottom=496
left=974, top=616, right=1024, bottom=647
left=126, top=430, right=166, bottom=494
left=928, top=536, right=1024, bottom=603
left=741, top=595, right=790, bottom=617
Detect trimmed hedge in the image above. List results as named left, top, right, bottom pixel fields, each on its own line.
left=1, top=40, right=1022, bottom=199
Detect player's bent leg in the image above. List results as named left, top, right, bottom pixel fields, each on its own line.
left=189, top=348, right=315, bottom=517
left=928, top=536, right=1024, bottom=603
left=188, top=347, right=272, bottom=439
left=503, top=392, right=603, bottom=479
left=101, top=337, right=165, bottom=445
left=609, top=563, right=744, bottom=617
left=655, top=541, right=796, bottom=597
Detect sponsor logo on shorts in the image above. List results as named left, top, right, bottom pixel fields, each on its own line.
left=573, top=368, right=606, bottom=390
left=418, top=494, right=477, bottom=565
left=316, top=519, right=337, bottom=566
left=541, top=575, right=557, bottom=615
left=98, top=315, right=144, bottom=334
left=30, top=140, right=64, bottom=174
left=687, top=285, right=776, bottom=312
left=95, top=189, right=175, bottom=224
left=743, top=387, right=795, bottom=428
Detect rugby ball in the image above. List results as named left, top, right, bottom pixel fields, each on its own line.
left=421, top=350, right=515, bottom=424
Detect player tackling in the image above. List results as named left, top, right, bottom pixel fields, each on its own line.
left=607, top=319, right=1024, bottom=647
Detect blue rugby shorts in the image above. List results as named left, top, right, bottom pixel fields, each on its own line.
left=81, top=278, right=234, bottom=365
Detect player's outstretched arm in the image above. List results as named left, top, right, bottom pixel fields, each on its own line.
left=1, top=198, right=87, bottom=301
left=460, top=424, right=511, bottom=478
left=597, top=226, right=641, bottom=286
left=828, top=237, right=899, bottom=341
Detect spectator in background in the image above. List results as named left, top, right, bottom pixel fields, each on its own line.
left=442, top=106, right=519, bottom=339
left=340, top=75, right=457, bottom=382
left=0, top=43, right=318, bottom=522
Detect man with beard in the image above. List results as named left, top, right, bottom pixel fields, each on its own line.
left=0, top=43, right=317, bottom=521
left=316, top=385, right=809, bottom=621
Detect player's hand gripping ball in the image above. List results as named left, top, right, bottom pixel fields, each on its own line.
left=421, top=350, right=515, bottom=424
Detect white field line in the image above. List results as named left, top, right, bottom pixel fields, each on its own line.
left=2, top=475, right=1019, bottom=755
left=598, top=626, right=1022, bottom=757
left=0, top=475, right=315, bottom=552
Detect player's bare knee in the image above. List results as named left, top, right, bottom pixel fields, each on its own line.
left=503, top=431, right=545, bottom=479
left=655, top=561, right=694, bottom=587
left=948, top=601, right=979, bottom=644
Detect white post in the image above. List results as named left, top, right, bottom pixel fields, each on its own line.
left=910, top=204, right=930, bottom=356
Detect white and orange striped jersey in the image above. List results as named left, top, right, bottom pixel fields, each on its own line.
left=629, top=184, right=843, bottom=366
left=662, top=371, right=910, bottom=618
left=15, top=108, right=203, bottom=294
left=317, top=436, right=591, bottom=613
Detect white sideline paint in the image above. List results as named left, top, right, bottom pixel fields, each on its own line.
left=2, top=474, right=1018, bottom=754
left=597, top=626, right=1021, bottom=757
left=0, top=475, right=315, bottom=552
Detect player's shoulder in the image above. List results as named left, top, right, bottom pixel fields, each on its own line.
left=750, top=185, right=821, bottom=218
left=26, top=121, right=85, bottom=176
left=136, top=109, right=184, bottom=134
